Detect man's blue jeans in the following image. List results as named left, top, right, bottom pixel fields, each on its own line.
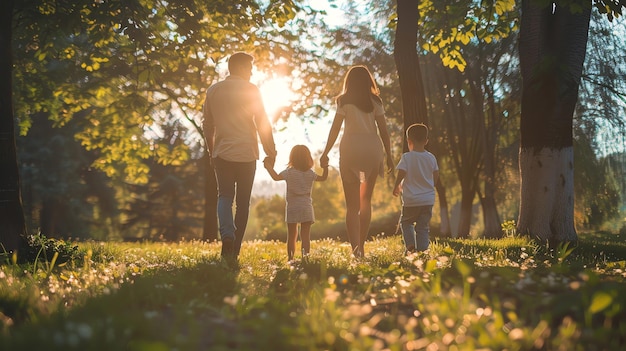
left=214, top=157, right=256, bottom=256
left=400, top=205, right=433, bottom=251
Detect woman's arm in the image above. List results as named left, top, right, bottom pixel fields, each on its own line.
left=320, top=112, right=344, bottom=167
left=375, top=113, right=394, bottom=173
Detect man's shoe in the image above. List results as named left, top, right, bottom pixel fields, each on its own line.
left=221, top=237, right=234, bottom=257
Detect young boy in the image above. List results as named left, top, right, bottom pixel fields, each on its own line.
left=393, top=123, right=439, bottom=253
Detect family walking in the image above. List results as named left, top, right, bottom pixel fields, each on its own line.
left=202, top=52, right=439, bottom=261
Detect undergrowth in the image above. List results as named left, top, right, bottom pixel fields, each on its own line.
left=1, top=231, right=625, bottom=350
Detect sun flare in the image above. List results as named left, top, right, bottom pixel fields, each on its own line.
left=257, top=77, right=296, bottom=122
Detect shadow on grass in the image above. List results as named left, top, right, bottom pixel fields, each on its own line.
left=1, top=261, right=245, bottom=351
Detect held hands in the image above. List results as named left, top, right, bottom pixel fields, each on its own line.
left=393, top=184, right=402, bottom=197
left=263, top=156, right=275, bottom=169
left=320, top=154, right=329, bottom=168
left=386, top=157, right=395, bottom=175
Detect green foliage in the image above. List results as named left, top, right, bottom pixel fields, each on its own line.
left=12, top=0, right=316, bottom=185
left=253, top=194, right=286, bottom=240
left=593, top=0, right=626, bottom=21
left=412, top=0, right=518, bottom=72
left=414, top=0, right=626, bottom=72
left=1, top=233, right=82, bottom=266
left=1, top=232, right=626, bottom=349
left=17, top=112, right=117, bottom=238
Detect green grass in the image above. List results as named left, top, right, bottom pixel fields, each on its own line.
left=1, top=232, right=626, bottom=350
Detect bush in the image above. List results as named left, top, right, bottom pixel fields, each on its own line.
left=18, top=233, right=82, bottom=264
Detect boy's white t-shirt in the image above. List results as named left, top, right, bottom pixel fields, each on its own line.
left=396, top=150, right=439, bottom=207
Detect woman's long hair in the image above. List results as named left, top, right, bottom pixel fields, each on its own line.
left=337, top=65, right=382, bottom=113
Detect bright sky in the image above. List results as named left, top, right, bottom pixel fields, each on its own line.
left=252, top=0, right=349, bottom=187
left=255, top=77, right=335, bottom=185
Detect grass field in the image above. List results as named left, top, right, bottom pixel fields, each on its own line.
left=1, top=231, right=626, bottom=350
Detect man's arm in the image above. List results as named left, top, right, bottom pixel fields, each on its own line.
left=263, top=159, right=283, bottom=181
left=202, top=97, right=215, bottom=156
left=252, top=88, right=277, bottom=162
left=256, top=114, right=276, bottom=159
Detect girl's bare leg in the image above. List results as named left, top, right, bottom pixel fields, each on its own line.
left=287, top=223, right=299, bottom=261
left=300, top=222, right=312, bottom=256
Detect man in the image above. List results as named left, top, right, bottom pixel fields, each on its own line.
left=203, top=52, right=277, bottom=259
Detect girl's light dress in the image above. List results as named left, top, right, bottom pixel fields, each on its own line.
left=279, top=168, right=318, bottom=223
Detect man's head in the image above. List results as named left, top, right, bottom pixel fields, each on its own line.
left=406, top=123, right=429, bottom=148
left=228, top=52, right=254, bottom=81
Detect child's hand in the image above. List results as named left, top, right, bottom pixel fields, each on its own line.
left=393, top=184, right=401, bottom=197
left=263, top=157, right=273, bottom=169
left=320, top=154, right=329, bottom=168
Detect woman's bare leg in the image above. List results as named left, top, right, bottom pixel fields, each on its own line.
left=359, top=173, right=378, bottom=256
left=342, top=180, right=361, bottom=256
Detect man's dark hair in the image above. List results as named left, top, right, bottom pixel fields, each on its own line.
left=228, top=52, right=254, bottom=75
left=406, top=123, right=429, bottom=143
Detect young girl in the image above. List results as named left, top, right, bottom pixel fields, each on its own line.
left=264, top=145, right=328, bottom=260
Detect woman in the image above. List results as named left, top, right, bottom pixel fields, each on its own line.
left=320, top=65, right=394, bottom=257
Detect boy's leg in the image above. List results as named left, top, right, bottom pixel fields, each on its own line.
left=400, top=206, right=418, bottom=252
left=300, top=222, right=312, bottom=256
left=287, top=223, right=299, bottom=260
left=415, top=205, right=433, bottom=251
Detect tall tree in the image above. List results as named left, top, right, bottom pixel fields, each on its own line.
left=392, top=0, right=452, bottom=236
left=517, top=0, right=592, bottom=243
left=0, top=0, right=26, bottom=252
left=575, top=9, right=626, bottom=228
left=394, top=0, right=427, bottom=131
left=18, top=112, right=114, bottom=239
left=121, top=120, right=204, bottom=241
left=517, top=0, right=625, bottom=242
left=431, top=33, right=520, bottom=238
left=8, top=0, right=316, bottom=243
left=411, top=0, right=517, bottom=237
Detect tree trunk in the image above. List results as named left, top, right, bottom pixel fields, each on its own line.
left=203, top=154, right=218, bottom=241
left=40, top=198, right=60, bottom=238
left=517, top=0, right=591, bottom=243
left=457, top=187, right=475, bottom=238
left=480, top=193, right=502, bottom=238
left=393, top=0, right=427, bottom=132
left=0, top=0, right=27, bottom=252
left=435, top=181, right=451, bottom=237
left=473, top=64, right=503, bottom=239
left=444, top=68, right=483, bottom=238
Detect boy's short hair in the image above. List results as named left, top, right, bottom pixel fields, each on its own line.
left=406, top=123, right=429, bottom=143
left=228, top=52, right=254, bottom=74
